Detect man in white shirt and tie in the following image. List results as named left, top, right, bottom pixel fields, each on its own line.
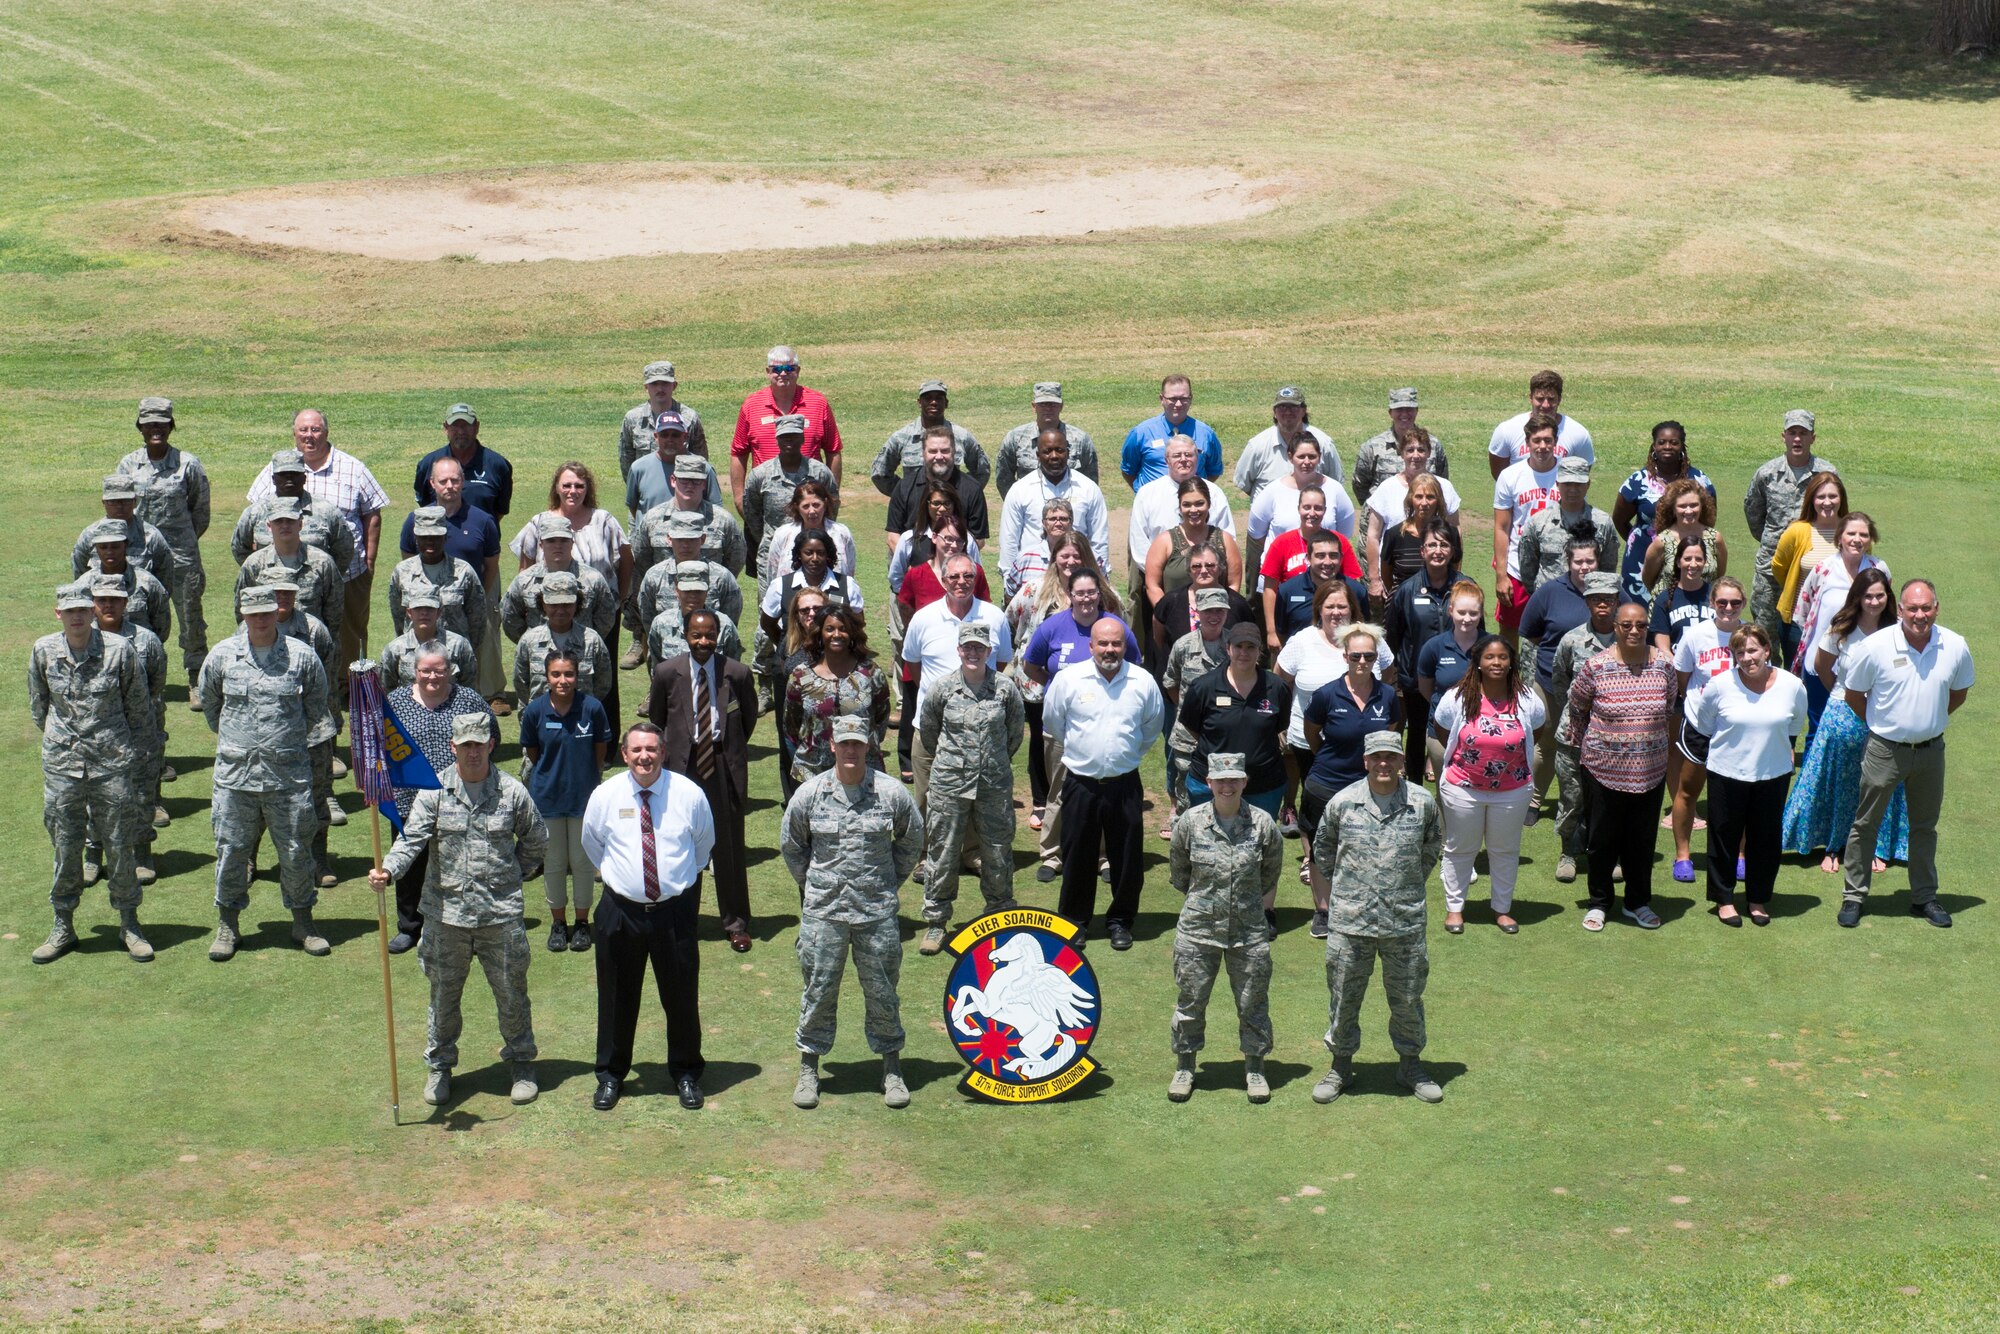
left=1042, top=617, right=1166, bottom=950
left=581, top=722, right=716, bottom=1110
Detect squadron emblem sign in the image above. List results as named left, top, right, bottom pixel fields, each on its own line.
left=942, top=910, right=1101, bottom=1102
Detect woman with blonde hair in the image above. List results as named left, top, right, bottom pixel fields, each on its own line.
left=512, top=460, right=632, bottom=720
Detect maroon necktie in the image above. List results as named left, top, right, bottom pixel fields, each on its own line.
left=639, top=787, right=661, bottom=901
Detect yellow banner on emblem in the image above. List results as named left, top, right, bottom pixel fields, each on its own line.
left=964, top=1056, right=1097, bottom=1103
left=946, top=909, right=1078, bottom=957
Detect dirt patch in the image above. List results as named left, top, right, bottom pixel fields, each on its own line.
left=188, top=166, right=1285, bottom=263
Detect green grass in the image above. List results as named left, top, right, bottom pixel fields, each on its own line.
left=4, top=0, right=2000, bottom=1328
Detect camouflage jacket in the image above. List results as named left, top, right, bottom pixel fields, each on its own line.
left=630, top=500, right=748, bottom=580
left=380, top=627, right=478, bottom=695
left=116, top=446, right=212, bottom=547
left=236, top=544, right=343, bottom=643
left=501, top=560, right=619, bottom=643
left=277, top=609, right=338, bottom=745
left=513, top=623, right=613, bottom=702
left=1171, top=802, right=1285, bottom=949
left=229, top=494, right=357, bottom=573
left=918, top=670, right=1025, bottom=799
left=868, top=419, right=989, bottom=496
left=782, top=769, right=924, bottom=924
left=634, top=557, right=742, bottom=631
left=994, top=420, right=1098, bottom=497
left=383, top=769, right=548, bottom=928
left=1310, top=777, right=1442, bottom=937
left=28, top=628, right=152, bottom=778
left=199, top=632, right=328, bottom=793
left=72, top=517, right=176, bottom=585
left=386, top=554, right=485, bottom=649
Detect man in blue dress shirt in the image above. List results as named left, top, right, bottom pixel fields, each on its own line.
left=1120, top=375, right=1224, bottom=491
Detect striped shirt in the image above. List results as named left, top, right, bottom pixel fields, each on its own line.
left=247, top=448, right=389, bottom=579
left=1561, top=648, right=1677, bottom=792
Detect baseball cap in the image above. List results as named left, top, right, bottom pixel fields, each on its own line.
left=830, top=716, right=870, bottom=745
left=672, top=453, right=709, bottom=480
left=655, top=410, right=686, bottom=434
left=238, top=586, right=280, bottom=615
left=535, top=512, right=575, bottom=540
left=1784, top=409, right=1816, bottom=432
left=1582, top=573, right=1620, bottom=598
left=1207, top=752, right=1248, bottom=781
left=1273, top=386, right=1306, bottom=407
left=56, top=581, right=97, bottom=611
left=411, top=505, right=449, bottom=537
left=664, top=510, right=706, bottom=540
left=1387, top=387, right=1420, bottom=410
left=89, top=575, right=130, bottom=601
left=1363, top=730, right=1404, bottom=758
left=101, top=474, right=138, bottom=501
left=443, top=403, right=478, bottom=425
left=270, top=449, right=308, bottom=476
left=643, top=360, right=677, bottom=384
left=1196, top=588, right=1231, bottom=611
left=539, top=571, right=581, bottom=604
left=86, top=519, right=129, bottom=545
left=255, top=567, right=301, bottom=592
left=1226, top=622, right=1263, bottom=648
left=773, top=414, right=807, bottom=437
left=918, top=378, right=949, bottom=397
left=1556, top=456, right=1592, bottom=483
left=135, top=396, right=175, bottom=425
left=451, top=713, right=494, bottom=746
left=957, top=620, right=993, bottom=648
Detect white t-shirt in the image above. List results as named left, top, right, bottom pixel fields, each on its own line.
left=1491, top=460, right=1560, bottom=578
left=1488, top=411, right=1594, bottom=468
left=1365, top=474, right=1463, bottom=531
left=1672, top=619, right=1736, bottom=726
left=1815, top=626, right=1869, bottom=691
left=1129, top=477, right=1237, bottom=565
left=1692, top=669, right=1808, bottom=783
left=1247, top=479, right=1358, bottom=544
left=901, top=598, right=1013, bottom=710
left=1274, top=627, right=1395, bottom=748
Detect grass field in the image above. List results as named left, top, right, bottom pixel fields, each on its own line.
left=5, top=1, right=2000, bottom=1329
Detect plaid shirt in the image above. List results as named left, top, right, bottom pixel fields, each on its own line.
left=247, top=447, right=388, bottom=579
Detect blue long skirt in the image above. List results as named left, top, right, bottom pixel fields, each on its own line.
left=1781, top=699, right=1907, bottom=861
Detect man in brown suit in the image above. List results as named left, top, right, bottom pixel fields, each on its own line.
left=647, top=608, right=760, bottom=952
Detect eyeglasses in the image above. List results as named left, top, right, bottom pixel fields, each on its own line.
left=768, top=364, right=800, bottom=374
left=943, top=573, right=977, bottom=583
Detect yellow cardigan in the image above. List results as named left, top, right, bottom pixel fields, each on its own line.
left=1771, top=521, right=1839, bottom=619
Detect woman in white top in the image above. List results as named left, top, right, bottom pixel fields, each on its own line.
left=1666, top=575, right=1747, bottom=881
left=1245, top=433, right=1358, bottom=581
left=764, top=480, right=857, bottom=582
left=1692, top=624, right=1808, bottom=926
left=1363, top=431, right=1462, bottom=590
left=1274, top=579, right=1394, bottom=836
left=512, top=461, right=632, bottom=719
left=1790, top=511, right=1886, bottom=729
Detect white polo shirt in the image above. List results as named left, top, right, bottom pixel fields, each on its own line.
left=1843, top=624, right=1975, bottom=743
left=902, top=597, right=1012, bottom=710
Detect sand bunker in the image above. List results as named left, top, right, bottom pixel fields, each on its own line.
left=192, top=167, right=1283, bottom=262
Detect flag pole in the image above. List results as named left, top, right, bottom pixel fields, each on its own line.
left=370, top=800, right=400, bottom=1123
left=350, top=660, right=401, bottom=1125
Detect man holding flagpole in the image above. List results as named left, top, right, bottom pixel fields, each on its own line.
left=379, top=647, right=493, bottom=953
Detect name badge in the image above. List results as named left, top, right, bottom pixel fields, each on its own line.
left=725, top=697, right=740, bottom=712
left=1215, top=697, right=1234, bottom=708
left=619, top=807, right=636, bottom=819
left=760, top=414, right=777, bottom=425
left=1414, top=596, right=1432, bottom=606
left=1893, top=657, right=1910, bottom=669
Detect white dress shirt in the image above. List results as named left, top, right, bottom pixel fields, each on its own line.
left=1843, top=624, right=1975, bottom=743
left=1129, top=476, right=1237, bottom=566
left=687, top=654, right=722, bottom=738
left=1692, top=669, right=1808, bottom=782
left=1043, top=658, right=1165, bottom=777
left=581, top=768, right=716, bottom=901
left=999, top=470, right=1110, bottom=575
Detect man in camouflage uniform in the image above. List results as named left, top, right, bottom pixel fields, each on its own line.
left=647, top=565, right=745, bottom=664
left=917, top=622, right=1025, bottom=955
left=228, top=448, right=358, bottom=574
left=1548, top=573, right=1619, bottom=884
left=261, top=566, right=346, bottom=878
left=235, top=499, right=343, bottom=644
left=1161, top=588, right=1231, bottom=821
left=372, top=712, right=549, bottom=1107
left=1351, top=387, right=1450, bottom=507
left=993, top=381, right=1098, bottom=497
left=1168, top=753, right=1285, bottom=1103
left=512, top=571, right=613, bottom=703
left=617, top=359, right=709, bottom=485
left=632, top=510, right=742, bottom=641
left=118, top=396, right=212, bottom=681
left=380, top=587, right=477, bottom=694
left=625, top=454, right=748, bottom=668
left=1742, top=409, right=1837, bottom=664
left=386, top=505, right=486, bottom=650
left=1309, top=731, right=1445, bottom=1105
left=500, top=513, right=620, bottom=646
left=82, top=521, right=172, bottom=645
left=200, top=584, right=332, bottom=961
left=868, top=379, right=990, bottom=498
left=89, top=576, right=168, bottom=888
left=72, top=476, right=176, bottom=592
left=30, top=582, right=155, bottom=963
left=781, top=716, right=925, bottom=1111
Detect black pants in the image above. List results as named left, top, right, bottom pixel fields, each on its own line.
left=1400, top=684, right=1431, bottom=782
left=1025, top=701, right=1050, bottom=807
left=698, top=777, right=751, bottom=934
left=896, top=678, right=916, bottom=772
left=594, top=883, right=704, bottom=1084
left=1705, top=771, right=1789, bottom=905
left=1056, top=769, right=1145, bottom=930
left=1582, top=772, right=1664, bottom=912
left=394, top=845, right=429, bottom=938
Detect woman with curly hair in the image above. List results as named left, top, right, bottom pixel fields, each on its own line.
left=784, top=604, right=891, bottom=794
left=1640, top=477, right=1727, bottom=597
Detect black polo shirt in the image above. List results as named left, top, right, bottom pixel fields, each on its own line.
left=884, top=467, right=989, bottom=542
left=1179, top=666, right=1293, bottom=793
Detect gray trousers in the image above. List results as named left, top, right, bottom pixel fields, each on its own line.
left=169, top=550, right=209, bottom=676
left=796, top=914, right=905, bottom=1056
left=1172, top=936, right=1274, bottom=1056
left=418, top=919, right=537, bottom=1071
left=1324, top=930, right=1428, bottom=1059
left=47, top=770, right=140, bottom=912
left=212, top=786, right=317, bottom=911
left=1844, top=734, right=1946, bottom=905
left=1750, top=563, right=1785, bottom=663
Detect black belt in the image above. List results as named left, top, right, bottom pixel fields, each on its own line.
left=615, top=886, right=694, bottom=911
left=1871, top=733, right=1941, bottom=750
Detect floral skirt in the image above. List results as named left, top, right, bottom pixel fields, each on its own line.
left=1780, top=699, right=1907, bottom=860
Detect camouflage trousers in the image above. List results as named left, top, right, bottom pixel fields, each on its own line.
left=1750, top=564, right=1785, bottom=665
left=46, top=770, right=141, bottom=912
left=168, top=550, right=209, bottom=677
left=1553, top=743, right=1586, bottom=856
left=1165, top=733, right=1195, bottom=816
left=1323, top=930, right=1428, bottom=1060
left=796, top=914, right=904, bottom=1057
left=1171, top=936, right=1273, bottom=1056
left=417, top=919, right=537, bottom=1072
left=921, top=788, right=1018, bottom=925
left=212, top=786, right=317, bottom=912
left=309, top=739, right=334, bottom=867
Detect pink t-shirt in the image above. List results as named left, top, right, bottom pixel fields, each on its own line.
left=1444, top=693, right=1533, bottom=791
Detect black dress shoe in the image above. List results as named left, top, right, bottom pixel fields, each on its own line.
left=1912, top=901, right=1953, bottom=928
left=386, top=931, right=417, bottom=955
left=592, top=1076, right=622, bottom=1111
left=1837, top=900, right=1862, bottom=928
left=1107, top=922, right=1134, bottom=951
left=677, top=1075, right=705, bottom=1110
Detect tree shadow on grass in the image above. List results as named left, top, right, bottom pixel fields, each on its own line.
left=1535, top=0, right=2000, bottom=101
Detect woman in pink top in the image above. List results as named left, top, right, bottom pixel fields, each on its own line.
left=1430, top=636, right=1546, bottom=934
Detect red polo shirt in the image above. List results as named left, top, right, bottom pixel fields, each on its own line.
left=730, top=386, right=842, bottom=468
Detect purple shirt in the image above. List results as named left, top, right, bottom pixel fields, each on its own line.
left=1025, top=612, right=1141, bottom=680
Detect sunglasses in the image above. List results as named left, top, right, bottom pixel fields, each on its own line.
left=1345, top=651, right=1375, bottom=663
left=768, top=364, right=800, bottom=374
left=1712, top=598, right=1745, bottom=609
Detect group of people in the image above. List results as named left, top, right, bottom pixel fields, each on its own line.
left=29, top=359, right=1973, bottom=1109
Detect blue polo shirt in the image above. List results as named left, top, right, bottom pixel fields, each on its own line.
left=1302, top=676, right=1402, bottom=792
left=518, top=692, right=611, bottom=819
left=1025, top=612, right=1140, bottom=679
left=415, top=443, right=514, bottom=520
left=1518, top=576, right=1593, bottom=692
left=1416, top=631, right=1476, bottom=694
left=398, top=499, right=501, bottom=576
left=1119, top=414, right=1224, bottom=489
left=1272, top=571, right=1372, bottom=642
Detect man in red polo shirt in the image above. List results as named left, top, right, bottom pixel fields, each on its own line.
left=730, top=345, right=842, bottom=508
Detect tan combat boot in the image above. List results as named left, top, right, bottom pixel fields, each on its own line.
left=32, top=911, right=76, bottom=964
left=118, top=908, right=154, bottom=963
left=208, top=909, right=240, bottom=962
left=291, top=908, right=331, bottom=956
left=1168, top=1052, right=1196, bottom=1102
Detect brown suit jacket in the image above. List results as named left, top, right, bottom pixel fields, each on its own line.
left=648, top=652, right=758, bottom=804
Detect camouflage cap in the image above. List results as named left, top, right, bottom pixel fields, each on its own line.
left=404, top=586, right=442, bottom=610
left=1273, top=385, right=1306, bottom=407
left=443, top=402, right=478, bottom=425
left=89, top=575, right=130, bottom=601
left=270, top=448, right=309, bottom=476
left=773, top=413, right=807, bottom=437
left=1031, top=381, right=1063, bottom=404
left=664, top=509, right=706, bottom=540
left=642, top=360, right=678, bottom=383
left=672, top=453, right=709, bottom=480
left=535, top=512, right=575, bottom=540
left=918, top=378, right=948, bottom=397
left=101, top=473, right=138, bottom=501
left=1206, top=752, right=1248, bottom=781
left=539, top=571, right=581, bottom=604
left=450, top=712, right=494, bottom=746
left=263, top=496, right=304, bottom=522
left=56, top=581, right=96, bottom=611
left=1387, top=387, right=1420, bottom=410
left=655, top=410, right=686, bottom=435
left=673, top=562, right=711, bottom=591
left=238, top=586, right=280, bottom=615
left=1582, top=572, right=1621, bottom=598
left=135, top=396, right=175, bottom=424
left=1784, top=409, right=1816, bottom=432
left=255, top=566, right=301, bottom=592
left=85, top=518, right=129, bottom=545
left=411, top=505, right=449, bottom=536
left=1226, top=622, right=1263, bottom=647
left=1196, top=587, right=1231, bottom=612
left=830, top=715, right=871, bottom=745
left=957, top=620, right=993, bottom=648
left=1363, top=730, right=1404, bottom=758
left=1555, top=455, right=1592, bottom=482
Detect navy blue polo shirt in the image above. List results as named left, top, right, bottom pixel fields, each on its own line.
left=1416, top=631, right=1476, bottom=694
left=1302, top=675, right=1402, bottom=791
left=518, top=692, right=611, bottom=819
left=398, top=499, right=501, bottom=575
left=1273, top=571, right=1372, bottom=642
left=415, top=443, right=514, bottom=520
left=1519, top=576, right=1593, bottom=692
